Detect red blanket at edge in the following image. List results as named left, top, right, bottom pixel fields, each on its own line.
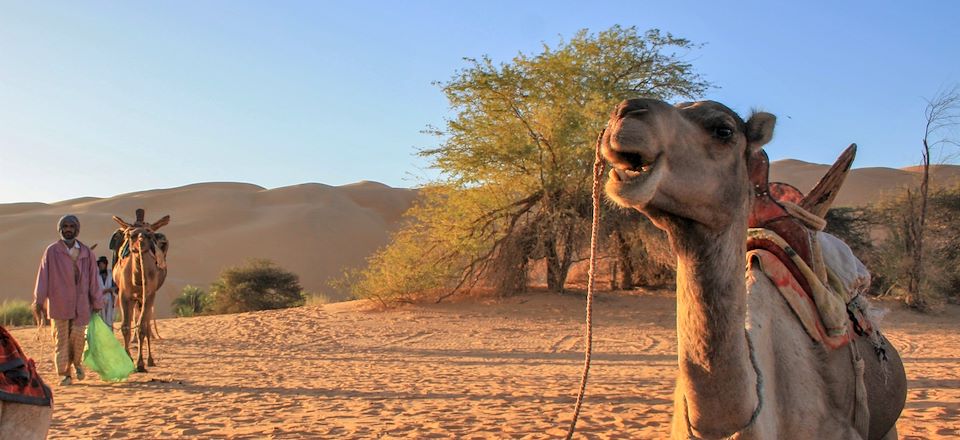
left=0, top=326, right=52, bottom=406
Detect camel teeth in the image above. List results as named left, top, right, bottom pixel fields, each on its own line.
left=610, top=168, right=643, bottom=182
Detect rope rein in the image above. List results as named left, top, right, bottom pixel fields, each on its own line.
left=565, top=129, right=606, bottom=439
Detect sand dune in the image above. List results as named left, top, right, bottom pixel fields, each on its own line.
left=9, top=291, right=958, bottom=438
left=0, top=181, right=417, bottom=316
left=770, top=160, right=960, bottom=207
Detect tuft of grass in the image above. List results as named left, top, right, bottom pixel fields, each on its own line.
left=0, top=300, right=35, bottom=327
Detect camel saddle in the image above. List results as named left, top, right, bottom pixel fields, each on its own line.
left=0, top=326, right=52, bottom=406
left=745, top=146, right=873, bottom=349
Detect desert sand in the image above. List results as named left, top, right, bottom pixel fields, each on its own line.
left=9, top=290, right=959, bottom=439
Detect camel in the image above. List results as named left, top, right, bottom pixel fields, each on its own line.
left=600, top=98, right=906, bottom=439
left=0, top=326, right=52, bottom=439
left=113, top=213, right=170, bottom=373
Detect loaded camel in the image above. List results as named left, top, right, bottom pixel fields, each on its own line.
left=600, top=99, right=906, bottom=439
left=112, top=211, right=169, bottom=372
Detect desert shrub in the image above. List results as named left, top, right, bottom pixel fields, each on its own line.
left=171, top=285, right=211, bottom=317
left=824, top=207, right=874, bottom=261
left=0, top=300, right=35, bottom=327
left=922, top=186, right=960, bottom=304
left=349, top=207, right=464, bottom=306
left=209, top=259, right=304, bottom=314
left=867, top=185, right=960, bottom=308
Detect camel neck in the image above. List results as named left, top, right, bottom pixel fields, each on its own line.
left=672, top=220, right=758, bottom=437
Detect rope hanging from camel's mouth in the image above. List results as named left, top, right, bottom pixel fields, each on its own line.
left=565, top=128, right=606, bottom=439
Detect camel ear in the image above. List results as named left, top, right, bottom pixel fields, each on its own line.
left=745, top=112, right=776, bottom=152
left=800, top=144, right=857, bottom=217
left=113, top=216, right=132, bottom=229
left=150, top=215, right=170, bottom=231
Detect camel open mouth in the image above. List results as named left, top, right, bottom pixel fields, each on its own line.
left=602, top=145, right=665, bottom=209
left=606, top=153, right=661, bottom=183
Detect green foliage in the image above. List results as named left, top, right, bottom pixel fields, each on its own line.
left=209, top=259, right=304, bottom=314
left=171, top=285, right=211, bottom=317
left=0, top=300, right=34, bottom=327
left=353, top=26, right=710, bottom=303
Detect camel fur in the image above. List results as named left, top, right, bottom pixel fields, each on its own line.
left=600, top=99, right=907, bottom=439
left=0, top=401, right=51, bottom=440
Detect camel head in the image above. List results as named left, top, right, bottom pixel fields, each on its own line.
left=601, top=99, right=775, bottom=233
left=113, top=215, right=169, bottom=254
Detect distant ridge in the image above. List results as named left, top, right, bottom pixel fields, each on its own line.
left=770, top=160, right=960, bottom=207
left=0, top=181, right=418, bottom=317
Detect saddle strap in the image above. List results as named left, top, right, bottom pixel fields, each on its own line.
left=748, top=228, right=849, bottom=338
left=747, top=248, right=851, bottom=350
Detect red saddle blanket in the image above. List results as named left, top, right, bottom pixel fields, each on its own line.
left=0, top=326, right=52, bottom=406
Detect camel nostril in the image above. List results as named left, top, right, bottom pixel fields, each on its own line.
left=616, top=99, right=656, bottom=119
left=618, top=106, right=647, bottom=119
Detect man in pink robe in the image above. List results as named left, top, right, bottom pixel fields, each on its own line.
left=33, top=215, right=104, bottom=386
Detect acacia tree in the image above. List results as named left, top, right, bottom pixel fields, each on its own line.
left=354, top=26, right=709, bottom=302
left=904, top=85, right=959, bottom=309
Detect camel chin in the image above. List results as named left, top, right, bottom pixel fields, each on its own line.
left=603, top=155, right=665, bottom=210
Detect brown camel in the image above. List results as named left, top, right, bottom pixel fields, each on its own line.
left=113, top=214, right=169, bottom=373
left=600, top=98, right=906, bottom=439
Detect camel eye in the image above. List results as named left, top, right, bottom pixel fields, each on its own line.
left=714, top=127, right=734, bottom=140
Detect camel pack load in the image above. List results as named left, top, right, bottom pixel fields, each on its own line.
left=0, top=326, right=51, bottom=407
left=0, top=324, right=52, bottom=439
left=745, top=144, right=883, bottom=351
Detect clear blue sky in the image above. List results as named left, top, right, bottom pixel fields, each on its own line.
left=1, top=1, right=957, bottom=203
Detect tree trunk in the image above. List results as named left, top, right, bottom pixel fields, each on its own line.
left=905, top=145, right=931, bottom=310
left=610, top=261, right=619, bottom=290
left=614, top=229, right=635, bottom=290
left=545, top=235, right=563, bottom=292
left=544, top=221, right=576, bottom=293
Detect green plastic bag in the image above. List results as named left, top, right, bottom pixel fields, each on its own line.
left=83, top=314, right=135, bottom=382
